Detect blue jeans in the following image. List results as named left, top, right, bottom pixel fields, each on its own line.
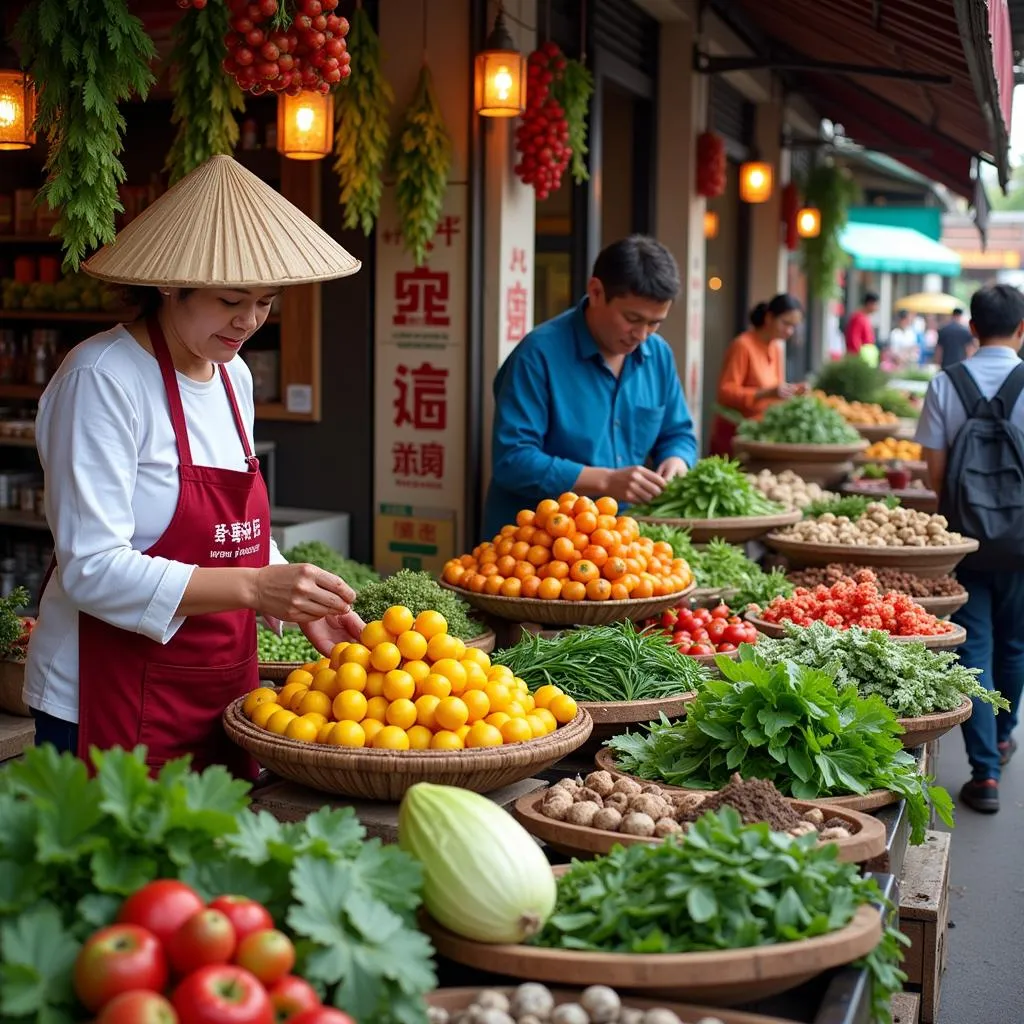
left=952, top=568, right=1024, bottom=781
left=30, top=708, right=79, bottom=755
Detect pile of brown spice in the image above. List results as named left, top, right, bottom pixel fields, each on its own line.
left=682, top=773, right=802, bottom=831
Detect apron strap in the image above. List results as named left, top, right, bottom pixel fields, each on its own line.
left=147, top=315, right=194, bottom=468
left=218, top=364, right=260, bottom=472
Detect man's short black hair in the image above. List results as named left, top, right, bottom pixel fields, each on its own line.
left=969, top=285, right=1024, bottom=342
left=592, top=235, right=680, bottom=303
left=952, top=307, right=964, bottom=316
left=864, top=292, right=880, bottom=305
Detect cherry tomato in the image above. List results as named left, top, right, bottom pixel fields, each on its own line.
left=234, top=930, right=295, bottom=986
left=659, top=610, right=677, bottom=630
left=267, top=976, right=321, bottom=1022
left=74, top=925, right=168, bottom=1013
left=118, top=880, right=205, bottom=948
left=710, top=604, right=730, bottom=619
left=167, top=909, right=236, bottom=976
left=688, top=643, right=715, bottom=656
left=97, top=990, right=178, bottom=1024
left=207, top=897, right=275, bottom=945
left=706, top=619, right=728, bottom=643
left=171, top=965, right=273, bottom=1024
left=716, top=642, right=737, bottom=653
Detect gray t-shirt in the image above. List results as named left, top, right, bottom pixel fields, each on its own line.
left=936, top=321, right=973, bottom=368
left=915, top=345, right=1024, bottom=450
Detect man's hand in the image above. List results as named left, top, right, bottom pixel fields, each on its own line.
left=656, top=457, right=688, bottom=482
left=604, top=465, right=667, bottom=504
left=302, top=610, right=367, bottom=657
left=778, top=381, right=806, bottom=399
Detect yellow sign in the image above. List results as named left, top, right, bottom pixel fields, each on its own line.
left=953, top=249, right=1021, bottom=269
left=374, top=506, right=457, bottom=575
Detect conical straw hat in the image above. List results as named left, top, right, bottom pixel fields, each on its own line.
left=83, top=154, right=361, bottom=288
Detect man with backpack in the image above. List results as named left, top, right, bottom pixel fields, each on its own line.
left=916, top=284, right=1024, bottom=813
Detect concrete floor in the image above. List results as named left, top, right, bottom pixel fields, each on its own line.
left=932, top=727, right=1023, bottom=1022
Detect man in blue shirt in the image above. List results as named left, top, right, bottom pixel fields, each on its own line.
left=483, top=236, right=698, bottom=539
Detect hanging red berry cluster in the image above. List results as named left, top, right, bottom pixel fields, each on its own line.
left=696, top=131, right=727, bottom=198
left=176, top=0, right=209, bottom=8
left=514, top=42, right=571, bottom=201
left=221, top=0, right=351, bottom=96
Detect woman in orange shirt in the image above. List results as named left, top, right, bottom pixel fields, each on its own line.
left=710, top=294, right=806, bottom=456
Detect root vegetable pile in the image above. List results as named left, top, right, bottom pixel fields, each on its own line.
left=787, top=564, right=965, bottom=598
left=747, top=469, right=837, bottom=510
left=754, top=570, right=953, bottom=635
left=642, top=602, right=759, bottom=657
left=778, top=502, right=964, bottom=547
left=223, top=0, right=351, bottom=96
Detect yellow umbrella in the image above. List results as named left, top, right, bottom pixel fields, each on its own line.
left=893, top=292, right=963, bottom=315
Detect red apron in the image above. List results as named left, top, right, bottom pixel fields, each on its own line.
left=68, top=317, right=267, bottom=778
left=709, top=415, right=738, bottom=458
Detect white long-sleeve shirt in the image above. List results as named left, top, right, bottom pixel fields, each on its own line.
left=24, top=326, right=284, bottom=723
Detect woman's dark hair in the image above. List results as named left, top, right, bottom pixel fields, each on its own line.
left=119, top=286, right=196, bottom=317
left=749, top=293, right=803, bottom=328
left=591, top=235, right=680, bottom=303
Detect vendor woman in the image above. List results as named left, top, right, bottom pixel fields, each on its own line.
left=22, top=155, right=364, bottom=778
left=709, top=293, right=806, bottom=456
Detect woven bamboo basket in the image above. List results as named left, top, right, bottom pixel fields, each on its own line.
left=223, top=697, right=593, bottom=801
left=580, top=692, right=697, bottom=747
left=897, top=697, right=973, bottom=748
left=633, top=508, right=800, bottom=544
left=440, top=583, right=695, bottom=626
left=744, top=611, right=966, bottom=651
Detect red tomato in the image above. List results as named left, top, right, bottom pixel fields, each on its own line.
left=267, top=976, right=321, bottom=1022
left=234, top=930, right=295, bottom=986
left=706, top=619, right=728, bottom=642
left=695, top=607, right=712, bottom=624
left=288, top=1010, right=357, bottom=1024
left=171, top=965, right=273, bottom=1024
left=688, top=643, right=715, bottom=656
left=208, top=897, right=275, bottom=945
left=659, top=610, right=677, bottom=629
left=118, top=880, right=205, bottom=948
left=168, top=909, right=237, bottom=976
left=74, top=925, right=169, bottom=1013
left=716, top=642, right=737, bottom=653
left=692, top=629, right=710, bottom=644
left=723, top=623, right=749, bottom=646
left=710, top=604, right=730, bottom=619
left=98, top=990, right=178, bottom=1024
left=727, top=614, right=742, bottom=624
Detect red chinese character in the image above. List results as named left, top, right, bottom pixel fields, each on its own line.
left=419, top=442, right=445, bottom=479
left=418, top=522, right=437, bottom=543
left=435, top=215, right=461, bottom=247
left=392, top=441, right=418, bottom=476
left=394, top=520, right=415, bottom=540
left=509, top=246, right=528, bottom=274
left=393, top=362, right=449, bottom=430
left=505, top=281, right=530, bottom=344
left=394, top=266, right=450, bottom=326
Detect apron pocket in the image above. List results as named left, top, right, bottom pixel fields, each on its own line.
left=139, top=655, right=257, bottom=767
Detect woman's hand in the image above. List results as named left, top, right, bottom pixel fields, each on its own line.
left=656, top=456, right=689, bottom=482
left=253, top=563, right=356, bottom=624
left=302, top=610, right=367, bottom=657
left=777, top=382, right=805, bottom=399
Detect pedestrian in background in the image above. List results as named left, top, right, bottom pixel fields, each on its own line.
left=934, top=307, right=977, bottom=368
left=844, top=292, right=879, bottom=356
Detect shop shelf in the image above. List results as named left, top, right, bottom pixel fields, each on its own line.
left=0, top=510, right=49, bottom=531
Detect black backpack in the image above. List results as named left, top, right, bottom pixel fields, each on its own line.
left=941, top=360, right=1024, bottom=569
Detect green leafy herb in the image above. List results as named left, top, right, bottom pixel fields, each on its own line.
left=164, top=4, right=244, bottom=184
left=553, top=58, right=593, bottom=184
left=876, top=388, right=920, bottom=419
left=813, top=355, right=889, bottom=404
left=0, top=588, right=30, bottom=661
left=283, top=542, right=380, bottom=591
left=607, top=651, right=953, bottom=844
left=0, top=746, right=433, bottom=1023
left=333, top=5, right=393, bottom=235
left=392, top=64, right=451, bottom=266
left=803, top=494, right=900, bottom=520
left=493, top=620, right=707, bottom=702
left=728, top=567, right=794, bottom=612
left=637, top=522, right=699, bottom=562
left=353, top=570, right=483, bottom=641
left=631, top=456, right=782, bottom=519
left=800, top=162, right=860, bottom=299
left=754, top=620, right=1008, bottom=718
left=16, top=0, right=157, bottom=269
left=533, top=807, right=907, bottom=1024
left=738, top=395, right=861, bottom=445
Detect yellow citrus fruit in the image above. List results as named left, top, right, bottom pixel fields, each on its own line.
left=284, top=669, right=314, bottom=689
left=418, top=673, right=452, bottom=699
left=512, top=676, right=529, bottom=692
left=534, top=707, right=559, bottom=733
left=328, top=641, right=350, bottom=668
left=328, top=720, right=366, bottom=747
left=525, top=714, right=548, bottom=738
left=341, top=643, right=372, bottom=669
left=505, top=701, right=527, bottom=718
left=461, top=663, right=489, bottom=691
left=365, top=671, right=386, bottom=698
left=431, top=658, right=468, bottom=693
left=430, top=730, right=464, bottom=750
left=373, top=725, right=410, bottom=750
left=414, top=609, right=448, bottom=640
left=337, top=662, right=368, bottom=693
left=285, top=716, right=319, bottom=742
left=462, top=647, right=491, bottom=669
left=382, top=669, right=415, bottom=702
left=277, top=681, right=307, bottom=708
left=251, top=701, right=282, bottom=728
left=434, top=696, right=469, bottom=731
left=487, top=664, right=515, bottom=681
left=265, top=709, right=297, bottom=734
left=455, top=724, right=472, bottom=741
left=360, top=620, right=391, bottom=649
left=415, top=694, right=441, bottom=729
left=406, top=724, right=433, bottom=750
left=519, top=693, right=536, bottom=713
left=483, top=682, right=512, bottom=712
left=549, top=694, right=578, bottom=724
left=287, top=687, right=311, bottom=712
left=364, top=695, right=390, bottom=723
left=243, top=687, right=277, bottom=718
left=333, top=690, right=368, bottom=723
left=462, top=689, right=490, bottom=723
left=485, top=711, right=511, bottom=730
left=300, top=661, right=320, bottom=674
left=403, top=658, right=431, bottom=683
left=316, top=721, right=336, bottom=744
left=297, top=690, right=333, bottom=718
left=301, top=712, right=328, bottom=728
left=370, top=642, right=402, bottom=673
left=533, top=684, right=562, bottom=709
left=501, top=718, right=534, bottom=744
left=386, top=697, right=418, bottom=730
left=383, top=605, right=415, bottom=636
left=361, top=718, right=385, bottom=744
left=466, top=721, right=504, bottom=748
left=426, top=633, right=464, bottom=663
left=310, top=669, right=340, bottom=700
left=396, top=629, right=428, bottom=662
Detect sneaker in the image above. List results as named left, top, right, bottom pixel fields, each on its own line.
left=959, top=779, right=999, bottom=814
left=998, top=738, right=1017, bottom=766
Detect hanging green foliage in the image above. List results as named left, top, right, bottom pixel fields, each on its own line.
left=333, top=4, right=393, bottom=235
left=800, top=161, right=861, bottom=299
left=392, top=64, right=452, bottom=267
left=165, top=4, right=245, bottom=185
left=555, top=57, right=594, bottom=184
left=15, top=0, right=156, bottom=270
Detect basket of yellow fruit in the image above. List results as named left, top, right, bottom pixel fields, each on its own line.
left=224, top=604, right=593, bottom=800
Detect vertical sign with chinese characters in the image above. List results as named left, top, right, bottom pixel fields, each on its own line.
left=501, top=244, right=532, bottom=365
left=374, top=184, right=468, bottom=561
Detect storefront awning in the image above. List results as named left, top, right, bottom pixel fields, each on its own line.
left=839, top=224, right=962, bottom=276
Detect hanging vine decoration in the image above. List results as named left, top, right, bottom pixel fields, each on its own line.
left=165, top=4, right=245, bottom=185
left=15, top=0, right=156, bottom=269
left=800, top=161, right=861, bottom=298
left=556, top=56, right=593, bottom=185
left=333, top=3, right=394, bottom=235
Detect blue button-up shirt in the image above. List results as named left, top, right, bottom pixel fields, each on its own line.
left=483, top=300, right=698, bottom=538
